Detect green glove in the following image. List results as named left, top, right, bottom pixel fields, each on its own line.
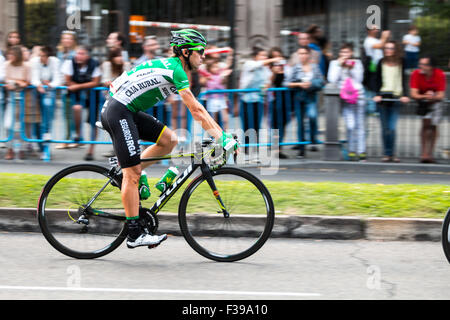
left=218, top=132, right=239, bottom=152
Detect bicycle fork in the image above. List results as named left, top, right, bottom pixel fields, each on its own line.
left=200, top=165, right=230, bottom=218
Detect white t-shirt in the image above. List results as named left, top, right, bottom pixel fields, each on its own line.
left=61, top=60, right=101, bottom=78
left=363, top=36, right=384, bottom=65
left=403, top=34, right=421, bottom=53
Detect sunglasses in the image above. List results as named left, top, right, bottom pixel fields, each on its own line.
left=188, top=47, right=205, bottom=56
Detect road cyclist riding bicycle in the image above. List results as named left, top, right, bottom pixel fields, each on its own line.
left=100, top=29, right=239, bottom=249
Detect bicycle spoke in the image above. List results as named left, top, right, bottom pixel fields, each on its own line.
left=39, top=165, right=126, bottom=259
left=180, top=168, right=274, bottom=261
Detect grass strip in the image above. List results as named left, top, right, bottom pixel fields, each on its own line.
left=0, top=173, right=448, bottom=219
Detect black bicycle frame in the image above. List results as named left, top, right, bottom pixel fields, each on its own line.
left=83, top=148, right=229, bottom=221
left=145, top=153, right=228, bottom=217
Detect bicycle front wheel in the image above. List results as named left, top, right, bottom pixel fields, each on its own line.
left=38, top=164, right=126, bottom=259
left=442, top=208, right=450, bottom=264
left=178, top=167, right=275, bottom=262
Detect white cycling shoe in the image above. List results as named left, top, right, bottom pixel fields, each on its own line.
left=127, top=233, right=168, bottom=249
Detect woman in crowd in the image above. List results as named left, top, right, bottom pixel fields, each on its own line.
left=101, top=47, right=131, bottom=87
left=3, top=45, right=31, bottom=160
left=328, top=42, right=366, bottom=161
left=56, top=31, right=77, bottom=150
left=285, top=46, right=325, bottom=158
left=239, top=47, right=282, bottom=156
left=373, top=40, right=410, bottom=163
left=268, top=47, right=290, bottom=158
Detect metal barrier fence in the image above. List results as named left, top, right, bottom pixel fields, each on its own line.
left=0, top=84, right=448, bottom=162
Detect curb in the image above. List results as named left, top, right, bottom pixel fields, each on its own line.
left=0, top=208, right=443, bottom=242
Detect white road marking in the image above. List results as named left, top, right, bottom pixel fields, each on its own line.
left=0, top=285, right=321, bottom=297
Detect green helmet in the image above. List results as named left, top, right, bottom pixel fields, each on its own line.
left=170, top=29, right=207, bottom=49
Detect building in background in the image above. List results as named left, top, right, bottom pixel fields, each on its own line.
left=1, top=0, right=448, bottom=68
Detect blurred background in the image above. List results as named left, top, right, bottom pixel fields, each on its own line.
left=1, top=0, right=449, bottom=70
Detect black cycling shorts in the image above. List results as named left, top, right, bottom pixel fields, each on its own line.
left=100, top=97, right=166, bottom=169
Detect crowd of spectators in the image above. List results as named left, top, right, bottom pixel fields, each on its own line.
left=0, top=24, right=447, bottom=163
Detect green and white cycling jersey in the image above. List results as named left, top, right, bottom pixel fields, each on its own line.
left=109, top=57, right=190, bottom=113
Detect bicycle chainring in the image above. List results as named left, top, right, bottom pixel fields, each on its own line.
left=139, top=207, right=159, bottom=234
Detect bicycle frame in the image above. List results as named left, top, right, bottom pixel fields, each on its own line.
left=83, top=147, right=229, bottom=222
left=140, top=150, right=228, bottom=216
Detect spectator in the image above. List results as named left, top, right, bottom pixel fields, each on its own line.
left=5, top=31, right=21, bottom=49
left=0, top=52, right=4, bottom=149
left=56, top=30, right=77, bottom=62
left=106, top=31, right=129, bottom=62
left=402, top=25, right=421, bottom=70
left=410, top=56, right=446, bottom=164
left=373, top=40, right=410, bottom=163
left=363, top=25, right=391, bottom=114
left=268, top=47, right=290, bottom=158
left=328, top=42, right=366, bottom=161
left=30, top=46, right=62, bottom=148
left=285, top=46, right=325, bottom=158
left=0, top=51, right=4, bottom=81
left=306, top=24, right=327, bottom=75
left=100, top=48, right=131, bottom=158
left=62, top=45, right=101, bottom=161
left=56, top=31, right=77, bottom=150
left=289, top=32, right=321, bottom=67
left=101, top=47, right=131, bottom=87
left=204, top=60, right=232, bottom=131
left=239, top=47, right=281, bottom=156
left=20, top=45, right=41, bottom=157
left=133, top=35, right=161, bottom=67
left=3, top=45, right=31, bottom=160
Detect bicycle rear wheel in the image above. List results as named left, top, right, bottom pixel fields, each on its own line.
left=38, top=164, right=126, bottom=259
left=442, top=208, right=450, bottom=264
left=178, top=167, right=275, bottom=262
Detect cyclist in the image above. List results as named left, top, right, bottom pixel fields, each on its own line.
left=100, top=29, right=239, bottom=249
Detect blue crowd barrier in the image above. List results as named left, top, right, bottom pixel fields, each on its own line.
left=0, top=84, right=320, bottom=161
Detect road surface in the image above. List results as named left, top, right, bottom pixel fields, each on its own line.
left=0, top=232, right=448, bottom=300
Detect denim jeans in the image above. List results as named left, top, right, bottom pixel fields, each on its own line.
left=378, top=101, right=400, bottom=157
left=342, top=101, right=366, bottom=154
left=294, top=99, right=318, bottom=151
left=240, top=100, right=264, bottom=152
left=38, top=90, right=56, bottom=135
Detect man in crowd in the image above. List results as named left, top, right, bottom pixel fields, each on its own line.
left=133, top=35, right=162, bottom=67
left=410, top=56, right=446, bottom=164
left=61, top=45, right=101, bottom=160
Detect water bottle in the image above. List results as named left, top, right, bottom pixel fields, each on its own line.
left=155, top=166, right=179, bottom=193
left=139, top=170, right=151, bottom=200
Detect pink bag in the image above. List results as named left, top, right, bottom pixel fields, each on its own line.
left=340, top=78, right=359, bottom=104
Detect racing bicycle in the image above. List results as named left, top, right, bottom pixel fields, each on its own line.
left=442, top=208, right=450, bottom=264
left=37, top=138, right=275, bottom=262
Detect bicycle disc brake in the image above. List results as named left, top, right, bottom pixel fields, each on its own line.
left=139, top=207, right=159, bottom=234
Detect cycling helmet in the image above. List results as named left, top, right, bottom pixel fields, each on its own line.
left=170, top=29, right=207, bottom=49
left=170, top=29, right=207, bottom=70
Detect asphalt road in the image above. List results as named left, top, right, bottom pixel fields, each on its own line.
left=0, top=232, right=449, bottom=300
left=1, top=160, right=449, bottom=185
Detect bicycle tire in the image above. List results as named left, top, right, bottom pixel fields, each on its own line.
left=38, top=164, right=127, bottom=259
left=442, top=208, right=450, bottom=264
left=178, top=167, right=275, bottom=262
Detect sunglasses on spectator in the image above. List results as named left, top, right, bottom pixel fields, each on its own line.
left=419, top=62, right=431, bottom=66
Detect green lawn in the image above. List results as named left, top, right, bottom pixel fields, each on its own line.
left=0, top=173, right=448, bottom=219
